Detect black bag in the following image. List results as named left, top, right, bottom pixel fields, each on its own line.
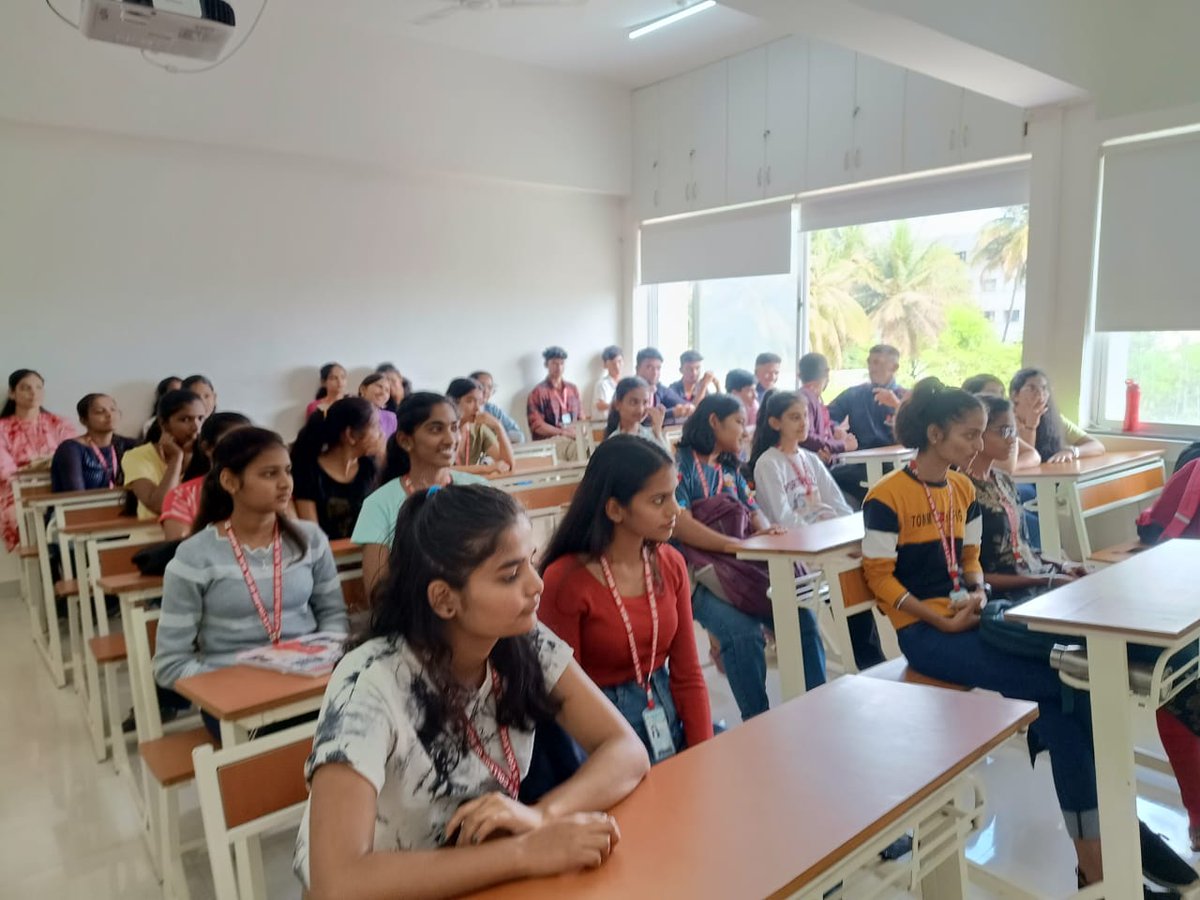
left=1176, top=441, right=1200, bottom=475
left=979, top=598, right=1078, bottom=663
left=132, top=540, right=184, bottom=576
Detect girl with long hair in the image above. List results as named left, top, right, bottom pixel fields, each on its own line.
left=120, top=389, right=206, bottom=519
left=51, top=394, right=138, bottom=493
left=159, top=411, right=252, bottom=540
left=445, top=377, right=515, bottom=475
left=603, top=377, right=668, bottom=452
left=291, top=397, right=382, bottom=540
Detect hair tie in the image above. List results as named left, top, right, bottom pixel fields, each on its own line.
left=427, top=485, right=442, bottom=497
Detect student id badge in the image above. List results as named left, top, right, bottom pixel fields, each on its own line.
left=643, top=705, right=676, bottom=762
left=561, top=412, right=573, bottom=425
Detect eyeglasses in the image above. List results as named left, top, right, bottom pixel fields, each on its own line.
left=990, top=426, right=1017, bottom=439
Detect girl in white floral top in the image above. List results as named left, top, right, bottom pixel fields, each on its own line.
left=297, top=483, right=649, bottom=899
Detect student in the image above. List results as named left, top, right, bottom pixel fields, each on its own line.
left=375, top=363, right=411, bottom=415
left=591, top=345, right=623, bottom=417
left=296, top=484, right=649, bottom=898
left=358, top=373, right=399, bottom=440
left=539, top=436, right=712, bottom=761
left=963, top=375, right=1038, bottom=471
left=469, top=370, right=525, bottom=444
left=160, top=412, right=252, bottom=540
left=526, top=347, right=583, bottom=461
left=753, top=352, right=782, bottom=402
left=634, top=348, right=693, bottom=424
left=446, top=377, right=515, bottom=475
left=671, top=395, right=823, bottom=722
left=603, top=377, right=669, bottom=452
left=141, top=376, right=182, bottom=440
left=750, top=391, right=852, bottom=527
left=155, top=427, right=348, bottom=739
left=1010, top=368, right=1105, bottom=463
left=0, top=369, right=78, bottom=551
left=291, top=399, right=383, bottom=541
left=724, top=369, right=759, bottom=428
left=51, top=394, right=139, bottom=493
left=828, top=344, right=908, bottom=505
left=797, top=352, right=856, bottom=463
left=668, top=350, right=716, bottom=406
left=307, top=363, right=349, bottom=419
left=181, top=374, right=218, bottom=417
left=352, top=393, right=489, bottom=593
left=122, top=389, right=206, bottom=520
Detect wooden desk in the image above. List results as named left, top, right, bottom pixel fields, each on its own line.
left=175, top=665, right=330, bottom=747
left=488, top=460, right=588, bottom=492
left=1010, top=449, right=1165, bottom=561
left=836, top=444, right=915, bottom=487
left=737, top=514, right=865, bottom=699
left=467, top=676, right=1037, bottom=900
left=1007, top=540, right=1200, bottom=900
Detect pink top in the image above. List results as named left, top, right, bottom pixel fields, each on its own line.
left=0, top=411, right=77, bottom=550
left=160, top=476, right=203, bottom=531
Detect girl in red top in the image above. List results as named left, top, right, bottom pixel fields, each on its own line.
left=539, top=435, right=712, bottom=762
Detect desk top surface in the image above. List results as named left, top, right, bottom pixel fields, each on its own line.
left=26, top=487, right=124, bottom=507
left=174, top=665, right=330, bottom=720
left=465, top=676, right=1035, bottom=899
left=1008, top=540, right=1200, bottom=642
left=1010, top=449, right=1164, bottom=483
left=61, top=515, right=160, bottom=537
left=737, top=513, right=865, bottom=557
left=837, top=444, right=916, bottom=463
left=97, top=572, right=163, bottom=594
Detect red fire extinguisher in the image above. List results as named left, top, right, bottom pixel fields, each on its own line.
left=1123, top=379, right=1141, bottom=432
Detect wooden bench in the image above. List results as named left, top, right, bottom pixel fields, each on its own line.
left=861, top=657, right=970, bottom=692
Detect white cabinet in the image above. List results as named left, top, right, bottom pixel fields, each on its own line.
left=632, top=84, right=663, bottom=220
left=806, top=41, right=857, bottom=190
left=960, top=89, right=1026, bottom=163
left=851, top=54, right=905, bottom=182
left=656, top=61, right=728, bottom=216
left=726, top=37, right=809, bottom=203
left=903, top=73, right=1026, bottom=173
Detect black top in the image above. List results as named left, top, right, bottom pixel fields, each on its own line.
left=291, top=454, right=379, bottom=540
left=51, top=436, right=139, bottom=493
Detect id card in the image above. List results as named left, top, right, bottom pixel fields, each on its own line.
left=949, top=588, right=970, bottom=607
left=643, top=705, right=676, bottom=762
left=561, top=413, right=573, bottom=425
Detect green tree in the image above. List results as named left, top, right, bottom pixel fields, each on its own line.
left=972, top=206, right=1029, bottom=342
left=925, top=302, right=1023, bottom=387
left=807, top=229, right=873, bottom=367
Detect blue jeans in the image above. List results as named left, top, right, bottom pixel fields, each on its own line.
left=898, top=622, right=1099, bottom=839
left=692, top=584, right=826, bottom=721
left=601, top=668, right=685, bottom=762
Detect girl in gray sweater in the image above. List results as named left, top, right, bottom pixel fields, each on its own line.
left=154, top=427, right=348, bottom=697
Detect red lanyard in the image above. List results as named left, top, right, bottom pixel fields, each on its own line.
left=224, top=520, right=283, bottom=644
left=88, top=441, right=118, bottom=488
left=991, top=472, right=1026, bottom=564
left=402, top=472, right=451, bottom=496
left=910, top=463, right=962, bottom=592
left=598, top=548, right=660, bottom=708
left=692, top=452, right=729, bottom=500
left=463, top=668, right=520, bottom=798
left=785, top=452, right=816, bottom=498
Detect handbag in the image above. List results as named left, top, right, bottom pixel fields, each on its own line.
left=132, top=540, right=184, bottom=576
left=979, top=598, right=1080, bottom=663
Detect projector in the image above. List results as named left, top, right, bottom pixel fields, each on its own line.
left=80, top=0, right=236, bottom=61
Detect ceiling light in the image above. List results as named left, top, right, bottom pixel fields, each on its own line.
left=628, top=1, right=716, bottom=40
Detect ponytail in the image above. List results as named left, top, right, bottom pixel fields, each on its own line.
left=292, top=398, right=375, bottom=470
left=893, top=378, right=983, bottom=450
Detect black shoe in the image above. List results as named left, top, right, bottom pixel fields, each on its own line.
left=879, top=833, right=912, bottom=861
left=121, top=707, right=136, bottom=733
left=1078, top=867, right=1181, bottom=899
left=1141, top=820, right=1199, bottom=890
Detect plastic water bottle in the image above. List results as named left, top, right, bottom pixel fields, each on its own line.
left=1123, top=379, right=1141, bottom=432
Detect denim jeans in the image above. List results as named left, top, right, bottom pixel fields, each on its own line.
left=692, top=583, right=826, bottom=721
left=601, top=667, right=684, bottom=762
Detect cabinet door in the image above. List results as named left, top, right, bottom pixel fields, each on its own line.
left=657, top=71, right=695, bottom=216
left=689, top=59, right=728, bottom=210
left=902, top=71, right=963, bottom=174
left=960, top=90, right=1026, bottom=164
left=805, top=40, right=856, bottom=190
left=632, top=84, right=662, bottom=220
left=764, top=36, right=808, bottom=195
left=726, top=48, right=768, bottom=204
left=852, top=54, right=905, bottom=181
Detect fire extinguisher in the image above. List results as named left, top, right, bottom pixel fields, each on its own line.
left=1123, top=379, right=1141, bottom=432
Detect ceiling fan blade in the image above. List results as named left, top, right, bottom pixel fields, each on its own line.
left=410, top=4, right=464, bottom=25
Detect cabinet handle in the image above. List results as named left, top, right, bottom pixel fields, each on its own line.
left=962, top=125, right=970, bottom=147
left=757, top=168, right=762, bottom=187
left=843, top=150, right=850, bottom=170
left=765, top=165, right=772, bottom=186
left=854, top=148, right=861, bottom=168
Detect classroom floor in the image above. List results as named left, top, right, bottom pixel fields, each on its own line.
left=3, top=598, right=1197, bottom=899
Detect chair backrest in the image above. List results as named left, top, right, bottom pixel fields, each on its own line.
left=1078, top=460, right=1166, bottom=515
left=62, top=500, right=128, bottom=528
left=193, top=721, right=316, bottom=900
left=127, top=605, right=166, bottom=741
left=341, top=572, right=368, bottom=613
left=511, top=481, right=578, bottom=511
left=11, top=481, right=53, bottom=545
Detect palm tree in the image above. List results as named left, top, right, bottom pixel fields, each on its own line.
left=972, top=206, right=1029, bottom=342
left=855, top=222, right=972, bottom=368
left=807, top=229, right=873, bottom=367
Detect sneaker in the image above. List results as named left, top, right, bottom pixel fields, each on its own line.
left=1141, top=820, right=1199, bottom=890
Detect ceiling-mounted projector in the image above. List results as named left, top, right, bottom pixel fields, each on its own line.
left=80, top=0, right=236, bottom=61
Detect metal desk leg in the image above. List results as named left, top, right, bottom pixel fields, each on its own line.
left=1087, top=635, right=1141, bottom=899
left=865, top=460, right=884, bottom=487
left=1034, top=482, right=1062, bottom=560
left=767, top=556, right=806, bottom=701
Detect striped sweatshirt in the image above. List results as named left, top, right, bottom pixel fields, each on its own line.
left=861, top=467, right=982, bottom=631
left=154, top=519, right=347, bottom=688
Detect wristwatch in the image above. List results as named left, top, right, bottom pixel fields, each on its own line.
left=1071, top=445, right=1081, bottom=459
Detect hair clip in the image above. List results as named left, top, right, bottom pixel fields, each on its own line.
left=427, top=485, right=442, bottom=497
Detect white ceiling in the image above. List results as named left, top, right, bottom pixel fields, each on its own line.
left=297, top=0, right=791, bottom=88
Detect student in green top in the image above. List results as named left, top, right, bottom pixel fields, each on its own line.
left=352, top=393, right=488, bottom=593
left=445, top=378, right=515, bottom=476
left=1010, top=368, right=1105, bottom=464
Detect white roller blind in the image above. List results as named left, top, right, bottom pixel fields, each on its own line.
left=1095, top=133, right=1200, bottom=332
left=639, top=200, right=793, bottom=285
left=798, top=162, right=1029, bottom=232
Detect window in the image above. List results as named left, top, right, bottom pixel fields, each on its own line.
left=1094, top=331, right=1200, bottom=431
left=805, top=206, right=1028, bottom=396
left=982, top=277, right=998, bottom=291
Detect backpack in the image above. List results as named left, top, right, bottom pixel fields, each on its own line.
left=1176, top=442, right=1200, bottom=475
left=1137, top=459, right=1200, bottom=544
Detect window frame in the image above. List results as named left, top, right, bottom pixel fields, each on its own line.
left=1089, top=331, right=1200, bottom=438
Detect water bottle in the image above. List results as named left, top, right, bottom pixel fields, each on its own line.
left=1123, top=379, right=1141, bottom=432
